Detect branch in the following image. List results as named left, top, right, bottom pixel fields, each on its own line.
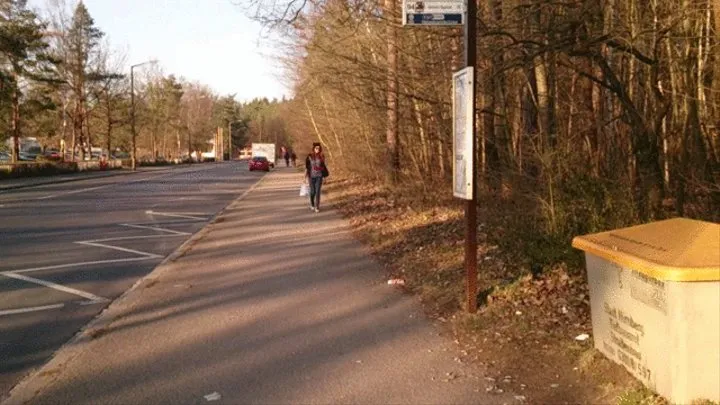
left=605, top=39, right=656, bottom=65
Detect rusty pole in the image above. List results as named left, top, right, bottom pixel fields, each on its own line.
left=464, top=0, right=478, bottom=313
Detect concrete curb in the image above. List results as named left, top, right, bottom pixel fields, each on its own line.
left=0, top=164, right=201, bottom=192
left=0, top=171, right=269, bottom=405
left=0, top=170, right=134, bottom=192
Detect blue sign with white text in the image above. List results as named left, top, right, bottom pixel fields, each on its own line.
left=405, top=13, right=463, bottom=25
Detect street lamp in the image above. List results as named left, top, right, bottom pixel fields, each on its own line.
left=130, top=59, right=157, bottom=171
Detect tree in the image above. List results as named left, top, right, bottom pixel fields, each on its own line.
left=214, top=94, right=242, bottom=158
left=63, top=1, right=105, bottom=160
left=159, top=75, right=184, bottom=159
left=0, top=0, right=59, bottom=162
left=180, top=82, right=215, bottom=159
left=89, top=47, right=126, bottom=156
left=244, top=0, right=719, bottom=238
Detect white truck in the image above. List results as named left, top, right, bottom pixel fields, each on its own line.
left=251, top=143, right=276, bottom=168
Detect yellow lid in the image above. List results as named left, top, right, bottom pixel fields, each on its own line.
left=572, top=218, right=720, bottom=282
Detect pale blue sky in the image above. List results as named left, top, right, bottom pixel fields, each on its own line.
left=30, top=0, right=290, bottom=103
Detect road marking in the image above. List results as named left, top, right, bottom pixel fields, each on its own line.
left=75, top=241, right=164, bottom=258
left=0, top=272, right=109, bottom=303
left=81, top=234, right=188, bottom=243
left=37, top=184, right=109, bottom=200
left=77, top=300, right=106, bottom=306
left=1, top=209, right=211, bottom=318
left=120, top=223, right=191, bottom=235
left=7, top=217, right=204, bottom=274
left=145, top=210, right=209, bottom=220
left=0, top=303, right=65, bottom=317
left=8, top=257, right=158, bottom=274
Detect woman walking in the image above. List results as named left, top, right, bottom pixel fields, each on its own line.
left=305, top=143, right=327, bottom=212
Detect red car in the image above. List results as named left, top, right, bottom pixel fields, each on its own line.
left=249, top=156, right=270, bottom=171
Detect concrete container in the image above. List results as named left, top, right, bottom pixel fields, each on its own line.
left=572, top=218, right=720, bottom=404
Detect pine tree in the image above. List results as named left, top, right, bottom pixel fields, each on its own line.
left=0, top=0, right=58, bottom=162
left=64, top=0, right=103, bottom=160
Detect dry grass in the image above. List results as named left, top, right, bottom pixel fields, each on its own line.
left=324, top=173, right=651, bottom=404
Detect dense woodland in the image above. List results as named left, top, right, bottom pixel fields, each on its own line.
left=254, top=0, right=719, bottom=258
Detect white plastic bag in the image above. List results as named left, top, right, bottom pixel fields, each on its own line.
left=300, top=183, right=309, bottom=197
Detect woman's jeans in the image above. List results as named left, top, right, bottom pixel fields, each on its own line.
left=309, top=176, right=323, bottom=208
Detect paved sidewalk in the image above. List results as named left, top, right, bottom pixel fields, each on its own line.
left=3, top=171, right=515, bottom=405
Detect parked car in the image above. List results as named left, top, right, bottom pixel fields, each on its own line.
left=44, top=149, right=62, bottom=160
left=19, top=152, right=37, bottom=161
left=248, top=156, right=270, bottom=172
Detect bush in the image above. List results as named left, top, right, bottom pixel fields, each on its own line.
left=139, top=158, right=174, bottom=167
left=0, top=162, right=78, bottom=179
left=35, top=155, right=63, bottom=163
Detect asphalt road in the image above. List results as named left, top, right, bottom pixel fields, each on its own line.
left=2, top=171, right=516, bottom=405
left=0, top=162, right=262, bottom=396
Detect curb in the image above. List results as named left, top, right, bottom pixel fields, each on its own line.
left=0, top=163, right=200, bottom=192
left=1, top=171, right=269, bottom=405
left=0, top=170, right=134, bottom=192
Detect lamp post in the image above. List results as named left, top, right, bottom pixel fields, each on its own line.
left=130, top=60, right=157, bottom=171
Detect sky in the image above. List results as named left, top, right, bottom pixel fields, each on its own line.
left=29, top=0, right=291, bottom=103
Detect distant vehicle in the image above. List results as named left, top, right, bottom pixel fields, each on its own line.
left=19, top=151, right=38, bottom=161
left=201, top=150, right=216, bottom=161
left=248, top=156, right=270, bottom=172
left=44, top=149, right=62, bottom=160
left=4, top=137, right=41, bottom=160
left=91, top=147, right=103, bottom=160
left=251, top=143, right=276, bottom=168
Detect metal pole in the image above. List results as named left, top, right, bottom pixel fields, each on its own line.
left=464, top=0, right=478, bottom=313
left=228, top=121, right=232, bottom=161
left=130, top=66, right=136, bottom=171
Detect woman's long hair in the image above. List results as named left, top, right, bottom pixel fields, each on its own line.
left=311, top=143, right=324, bottom=159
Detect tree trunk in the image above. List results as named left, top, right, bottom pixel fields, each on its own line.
left=176, top=129, right=181, bottom=159
left=71, top=102, right=77, bottom=163
left=152, top=129, right=157, bottom=161
left=533, top=55, right=550, bottom=151
left=11, top=80, right=20, bottom=163
left=304, top=98, right=333, bottom=159
left=75, top=92, right=85, bottom=161
left=385, top=0, right=400, bottom=183
left=106, top=105, right=113, bottom=156
left=320, top=92, right=344, bottom=160
left=163, top=130, right=168, bottom=160
left=714, top=0, right=720, bottom=42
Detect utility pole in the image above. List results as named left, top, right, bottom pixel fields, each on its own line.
left=401, top=0, right=474, bottom=311
left=130, top=67, right=135, bottom=170
left=464, top=0, right=478, bottom=313
left=228, top=121, right=232, bottom=161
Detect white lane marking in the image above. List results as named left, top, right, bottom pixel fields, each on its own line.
left=120, top=223, right=191, bottom=235
left=74, top=241, right=163, bottom=259
left=1, top=272, right=109, bottom=303
left=81, top=234, right=188, bottom=243
left=145, top=210, right=208, bottom=220
left=37, top=184, right=109, bottom=200
left=7, top=217, right=201, bottom=274
left=9, top=257, right=157, bottom=274
left=77, top=300, right=106, bottom=306
left=0, top=303, right=65, bottom=317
